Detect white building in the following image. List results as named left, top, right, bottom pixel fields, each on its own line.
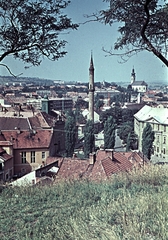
left=130, top=68, right=148, bottom=93
left=134, top=104, right=168, bottom=162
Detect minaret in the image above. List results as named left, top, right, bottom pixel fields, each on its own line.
left=88, top=53, right=95, bottom=122
left=131, top=67, right=136, bottom=84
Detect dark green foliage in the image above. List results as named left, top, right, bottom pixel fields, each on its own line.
left=104, top=116, right=116, bottom=149
left=98, top=0, right=168, bottom=66
left=121, top=108, right=138, bottom=123
left=65, top=112, right=76, bottom=157
left=100, top=106, right=122, bottom=124
left=142, top=123, right=155, bottom=160
left=0, top=0, right=78, bottom=67
left=118, top=121, right=133, bottom=144
left=95, top=99, right=104, bottom=111
left=126, top=131, right=138, bottom=151
left=84, top=120, right=94, bottom=158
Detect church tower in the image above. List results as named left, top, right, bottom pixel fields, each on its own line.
left=131, top=67, right=136, bottom=84
left=88, top=53, right=95, bottom=122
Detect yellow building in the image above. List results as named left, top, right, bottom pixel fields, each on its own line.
left=134, top=105, right=168, bottom=162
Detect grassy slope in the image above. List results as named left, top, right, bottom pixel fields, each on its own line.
left=1, top=165, right=168, bottom=240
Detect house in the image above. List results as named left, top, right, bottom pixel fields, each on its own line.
left=1, top=129, right=54, bottom=177
left=54, top=149, right=147, bottom=182
left=0, top=111, right=66, bottom=179
left=134, top=104, right=168, bottom=162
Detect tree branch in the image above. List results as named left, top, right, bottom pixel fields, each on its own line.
left=141, top=0, right=168, bottom=67
left=0, top=63, right=23, bottom=77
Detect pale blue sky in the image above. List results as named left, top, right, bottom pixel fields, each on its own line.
left=1, top=0, right=168, bottom=84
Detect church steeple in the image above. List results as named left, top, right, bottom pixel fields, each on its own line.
left=88, top=52, right=95, bottom=122
left=131, top=67, right=136, bottom=84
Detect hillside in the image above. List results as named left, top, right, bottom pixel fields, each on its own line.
left=1, top=164, right=168, bottom=240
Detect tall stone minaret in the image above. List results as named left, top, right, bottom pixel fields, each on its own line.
left=131, top=67, right=136, bottom=84
left=88, top=53, right=95, bottom=122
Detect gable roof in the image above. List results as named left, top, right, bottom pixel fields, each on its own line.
left=0, top=146, right=12, bottom=162
left=134, top=105, right=168, bottom=124
left=0, top=117, right=30, bottom=130
left=56, top=158, right=90, bottom=180
left=89, top=150, right=133, bottom=181
left=51, top=150, right=146, bottom=182
left=1, top=130, right=53, bottom=149
left=132, top=81, right=148, bottom=86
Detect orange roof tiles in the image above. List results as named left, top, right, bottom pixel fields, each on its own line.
left=2, top=130, right=53, bottom=149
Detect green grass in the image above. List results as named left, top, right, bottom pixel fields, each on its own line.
left=1, top=164, right=168, bottom=240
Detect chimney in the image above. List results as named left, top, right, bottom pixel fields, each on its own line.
left=89, top=152, right=96, bottom=165
left=105, top=149, right=114, bottom=160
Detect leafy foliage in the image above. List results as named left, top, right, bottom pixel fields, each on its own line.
left=104, top=116, right=116, bottom=149
left=97, top=0, right=168, bottom=66
left=117, top=121, right=134, bottom=144
left=0, top=0, right=78, bottom=66
left=100, top=106, right=122, bottom=124
left=126, top=131, right=138, bottom=151
left=84, top=120, right=95, bottom=158
left=65, top=112, right=76, bottom=157
left=142, top=122, right=155, bottom=159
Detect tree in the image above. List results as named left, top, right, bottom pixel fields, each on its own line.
left=142, top=123, right=155, bottom=160
left=95, top=0, right=168, bottom=67
left=0, top=0, right=78, bottom=74
left=84, top=120, right=95, bottom=158
left=65, top=112, right=76, bottom=157
left=104, top=116, right=116, bottom=149
left=126, top=131, right=138, bottom=151
left=117, top=121, right=133, bottom=144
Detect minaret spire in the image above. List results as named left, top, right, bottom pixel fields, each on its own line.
left=88, top=52, right=95, bottom=122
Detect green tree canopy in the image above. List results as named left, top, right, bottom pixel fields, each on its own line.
left=104, top=116, right=116, bottom=149
left=126, top=132, right=138, bottom=152
left=65, top=112, right=76, bottom=157
left=117, top=121, right=133, bottom=144
left=142, top=123, right=155, bottom=160
left=0, top=0, right=78, bottom=73
left=84, top=120, right=95, bottom=158
left=96, top=0, right=168, bottom=66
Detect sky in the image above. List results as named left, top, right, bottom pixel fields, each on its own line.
left=1, top=0, right=168, bottom=84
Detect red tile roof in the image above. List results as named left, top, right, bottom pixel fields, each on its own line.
left=56, top=158, right=90, bottom=180
left=0, top=117, right=30, bottom=130
left=0, top=146, right=12, bottom=161
left=2, top=130, right=53, bottom=149
left=54, top=150, right=135, bottom=182
left=89, top=150, right=133, bottom=181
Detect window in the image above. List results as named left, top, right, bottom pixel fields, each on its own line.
left=164, top=126, right=166, bottom=132
left=157, top=124, right=160, bottom=131
left=5, top=173, right=9, bottom=180
left=31, top=151, right=35, bottom=163
left=157, top=147, right=159, bottom=153
left=21, top=152, right=26, bottom=163
left=157, top=136, right=159, bottom=142
left=163, top=137, right=166, bottom=144
left=142, top=122, right=144, bottom=128
left=0, top=162, right=4, bottom=171
left=42, top=152, right=45, bottom=159
left=163, top=148, right=166, bottom=154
